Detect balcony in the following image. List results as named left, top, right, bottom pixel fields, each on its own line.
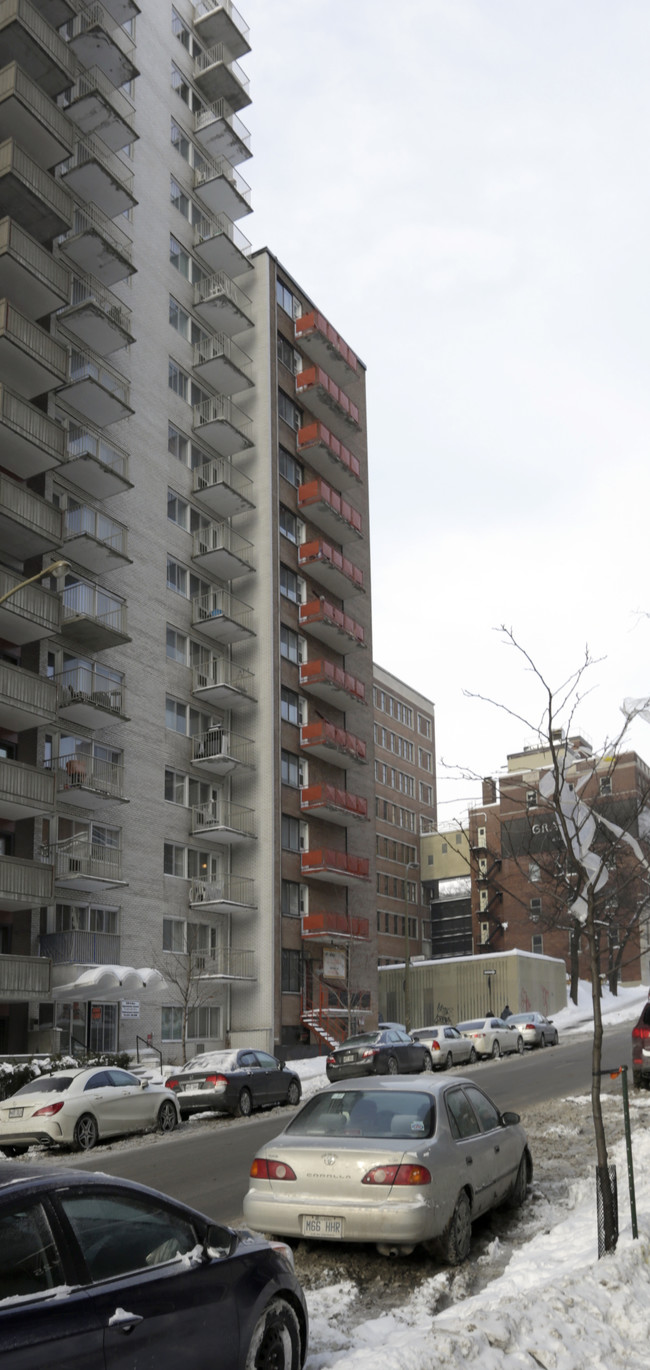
left=193, top=457, right=254, bottom=519
left=0, top=755, right=55, bottom=820
left=56, top=663, right=127, bottom=727
left=0, top=471, right=62, bottom=559
left=194, top=269, right=253, bottom=335
left=296, top=365, right=361, bottom=444
left=0, top=296, right=67, bottom=397
left=58, top=273, right=134, bottom=356
left=301, top=848, right=370, bottom=886
left=191, top=947, right=255, bottom=981
left=193, top=393, right=252, bottom=458
left=52, top=752, right=126, bottom=808
left=58, top=201, right=135, bottom=286
left=190, top=874, right=255, bottom=914
left=0, top=216, right=69, bottom=318
left=299, top=598, right=365, bottom=652
left=0, top=0, right=77, bottom=97
left=0, top=138, right=72, bottom=240
left=51, top=835, right=126, bottom=891
left=301, top=911, right=369, bottom=942
left=193, top=43, right=250, bottom=111
left=0, top=951, right=50, bottom=998
left=60, top=420, right=132, bottom=499
left=61, top=579, right=130, bottom=651
left=60, top=65, right=137, bottom=152
left=295, top=310, right=359, bottom=387
left=0, top=382, right=64, bottom=477
left=193, top=1, right=250, bottom=59
left=192, top=521, right=254, bottom=581
left=192, top=587, right=254, bottom=644
left=297, top=421, right=361, bottom=491
left=300, top=783, right=368, bottom=827
left=57, top=135, right=136, bottom=218
left=31, top=0, right=78, bottom=25
left=300, top=720, right=367, bottom=769
left=300, top=659, right=366, bottom=707
left=298, top=539, right=364, bottom=598
left=0, top=853, right=53, bottom=909
left=0, top=658, right=57, bottom=731
left=192, top=656, right=255, bottom=710
left=191, top=798, right=255, bottom=845
left=193, top=332, right=252, bottom=395
left=61, top=501, right=130, bottom=574
left=194, top=97, right=250, bottom=165
left=191, top=725, right=254, bottom=777
left=194, top=154, right=251, bottom=222
left=39, top=928, right=121, bottom=965
left=0, top=62, right=74, bottom=170
left=58, top=348, right=133, bottom=426
left=194, top=211, right=251, bottom=278
left=64, top=3, right=139, bottom=88
left=0, top=564, right=60, bottom=644
left=298, top=478, right=362, bottom=543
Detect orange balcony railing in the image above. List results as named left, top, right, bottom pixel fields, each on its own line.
left=301, top=848, right=370, bottom=880
left=294, top=311, right=359, bottom=375
left=301, top=911, right=369, bottom=941
left=296, top=364, right=360, bottom=427
left=298, top=478, right=362, bottom=537
left=300, top=659, right=365, bottom=703
left=300, top=720, right=367, bottom=764
left=299, top=538, right=363, bottom=592
left=301, top=783, right=368, bottom=820
left=297, top=421, right=361, bottom=484
left=299, top=598, right=365, bottom=646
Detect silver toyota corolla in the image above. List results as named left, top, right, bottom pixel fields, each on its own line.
left=244, top=1076, right=531, bottom=1264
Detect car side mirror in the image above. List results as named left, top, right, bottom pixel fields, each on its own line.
left=140, top=1079, right=149, bottom=1089
left=501, top=1111, right=520, bottom=1126
left=203, top=1224, right=236, bottom=1262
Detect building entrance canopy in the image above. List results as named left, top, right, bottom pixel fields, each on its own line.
left=50, top=965, right=167, bottom=1002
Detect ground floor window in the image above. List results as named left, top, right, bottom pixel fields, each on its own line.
left=162, top=1005, right=221, bottom=1040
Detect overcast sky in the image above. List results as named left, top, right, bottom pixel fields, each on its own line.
left=243, top=0, right=650, bottom=819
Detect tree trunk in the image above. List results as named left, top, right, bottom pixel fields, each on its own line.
left=587, top=902, right=617, bottom=1252
left=569, top=921, right=581, bottom=1005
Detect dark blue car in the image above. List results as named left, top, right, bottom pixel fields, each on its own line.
left=0, top=1162, right=308, bottom=1369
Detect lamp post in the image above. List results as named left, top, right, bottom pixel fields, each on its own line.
left=404, top=860, right=419, bottom=1033
left=0, top=560, right=70, bottom=607
left=484, top=967, right=496, bottom=1015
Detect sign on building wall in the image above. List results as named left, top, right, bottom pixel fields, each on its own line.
left=323, top=950, right=346, bottom=980
left=121, top=1000, right=140, bottom=1019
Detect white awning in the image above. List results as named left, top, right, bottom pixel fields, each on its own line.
left=50, top=966, right=167, bottom=1002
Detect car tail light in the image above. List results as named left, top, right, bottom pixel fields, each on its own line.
left=250, top=1158, right=297, bottom=1181
left=167, top=1078, right=179, bottom=1090
left=632, top=1026, right=650, bottom=1041
left=362, top=1048, right=379, bottom=1058
left=362, top=1164, right=431, bottom=1186
left=430, top=1041, right=440, bottom=1052
left=205, top=1074, right=228, bottom=1089
left=523, top=1023, right=536, bottom=1031
left=32, top=1102, right=64, bottom=1118
left=326, top=1055, right=336, bottom=1065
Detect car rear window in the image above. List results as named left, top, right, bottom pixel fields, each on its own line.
left=336, top=1034, right=380, bottom=1048
left=287, top=1090, right=435, bottom=1139
left=457, top=1021, right=482, bottom=1031
left=13, top=1076, right=75, bottom=1097
left=181, top=1052, right=238, bottom=1073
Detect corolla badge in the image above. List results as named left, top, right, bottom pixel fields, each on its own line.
left=322, top=1154, right=337, bottom=1165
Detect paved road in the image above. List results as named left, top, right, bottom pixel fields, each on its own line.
left=70, top=1021, right=634, bottom=1224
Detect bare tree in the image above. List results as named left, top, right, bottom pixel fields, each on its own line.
left=151, top=934, right=222, bottom=1064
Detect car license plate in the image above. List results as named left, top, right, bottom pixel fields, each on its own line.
left=8, top=1108, right=23, bottom=1118
left=342, top=1054, right=355, bottom=1063
left=302, top=1215, right=343, bottom=1238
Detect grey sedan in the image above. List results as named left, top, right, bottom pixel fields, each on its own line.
left=411, top=1025, right=478, bottom=1070
left=244, top=1076, right=532, bottom=1264
left=508, top=1012, right=559, bottom=1048
left=326, top=1029, right=433, bottom=1081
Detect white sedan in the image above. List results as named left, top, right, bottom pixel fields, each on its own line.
left=456, top=1017, right=524, bottom=1059
left=0, top=1066, right=180, bottom=1154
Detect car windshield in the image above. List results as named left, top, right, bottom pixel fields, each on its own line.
left=181, top=1052, right=239, bottom=1073
left=337, top=1034, right=381, bottom=1049
left=286, top=1090, right=436, bottom=1139
left=13, top=1076, right=75, bottom=1097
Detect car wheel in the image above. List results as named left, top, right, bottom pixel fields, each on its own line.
left=551, top=1034, right=559, bottom=1046
left=516, top=1036, right=524, bottom=1055
left=0, top=1145, right=29, bottom=1158
left=438, top=1191, right=472, bottom=1266
left=235, top=1087, right=253, bottom=1118
left=244, top=1296, right=301, bottom=1370
left=386, top=1056, right=399, bottom=1075
left=506, top=1153, right=529, bottom=1209
left=468, top=1046, right=477, bottom=1064
left=421, top=1052, right=434, bottom=1072
left=73, top=1114, right=98, bottom=1152
left=491, top=1040, right=501, bottom=1059
left=286, top=1080, right=301, bottom=1107
left=633, top=1068, right=643, bottom=1089
left=539, top=1034, right=547, bottom=1049
left=445, top=1051, right=453, bottom=1071
left=157, top=1100, right=177, bottom=1134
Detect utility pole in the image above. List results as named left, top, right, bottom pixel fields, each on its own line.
left=404, top=860, right=419, bottom=1033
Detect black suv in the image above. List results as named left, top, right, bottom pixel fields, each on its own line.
left=631, top=1001, right=650, bottom=1086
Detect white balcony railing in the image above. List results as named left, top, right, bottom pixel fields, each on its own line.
left=56, top=663, right=125, bottom=715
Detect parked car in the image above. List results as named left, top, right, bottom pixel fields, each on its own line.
left=456, top=1017, right=525, bottom=1059
left=244, top=1075, right=532, bottom=1264
left=411, top=1024, right=478, bottom=1069
left=326, top=1028, right=433, bottom=1081
left=0, top=1162, right=308, bottom=1370
left=0, top=1066, right=180, bottom=1155
left=631, top=1001, right=650, bottom=1086
left=508, top=1012, right=559, bottom=1049
left=166, top=1049, right=302, bottom=1119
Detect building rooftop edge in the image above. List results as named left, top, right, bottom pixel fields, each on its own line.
left=251, top=246, right=368, bottom=371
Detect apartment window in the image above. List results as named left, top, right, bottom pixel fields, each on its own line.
left=277, top=333, right=301, bottom=374
left=166, top=625, right=187, bottom=663
left=281, top=815, right=301, bottom=852
left=171, top=61, right=203, bottom=113
left=166, top=556, right=187, bottom=595
left=600, top=776, right=613, bottom=796
left=279, top=446, right=303, bottom=487
left=281, top=948, right=302, bottom=993
left=164, top=843, right=186, bottom=877
left=170, top=176, right=204, bottom=228
left=279, top=505, right=299, bottom=544
left=529, top=861, right=541, bottom=883
left=168, top=358, right=188, bottom=401
left=170, top=117, right=191, bottom=163
left=281, top=880, right=302, bottom=917
left=280, top=624, right=301, bottom=664
left=165, top=697, right=213, bottom=737
left=526, top=790, right=537, bottom=808
left=281, top=750, right=300, bottom=787
left=280, top=565, right=300, bottom=604
left=164, top=769, right=187, bottom=805
left=163, top=917, right=185, bottom=951
left=167, top=490, right=189, bottom=529
left=169, top=296, right=204, bottom=345
left=169, top=234, right=190, bottom=280
left=531, top=934, right=543, bottom=955
left=162, top=1007, right=183, bottom=1040
left=281, top=687, right=300, bottom=725
left=188, top=1005, right=221, bottom=1038
left=530, top=898, right=542, bottom=923
left=418, top=747, right=432, bottom=772
left=54, top=904, right=117, bottom=934
left=276, top=279, right=300, bottom=319
left=420, top=782, right=433, bottom=805
left=278, top=390, right=303, bottom=432
left=418, top=714, right=432, bottom=739
left=168, top=423, right=207, bottom=470
left=172, top=7, right=201, bottom=57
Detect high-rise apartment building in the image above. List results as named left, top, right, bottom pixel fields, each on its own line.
left=0, top=0, right=377, bottom=1059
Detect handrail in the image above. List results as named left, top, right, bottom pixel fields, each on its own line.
left=193, top=269, right=252, bottom=314
left=194, top=210, right=251, bottom=256
left=193, top=393, right=252, bottom=442
left=192, top=520, right=254, bottom=569
left=0, top=139, right=72, bottom=222
left=192, top=587, right=254, bottom=633
left=194, top=96, right=251, bottom=151
left=0, top=218, right=70, bottom=296
left=194, top=152, right=251, bottom=206
left=62, top=65, right=136, bottom=128
left=135, top=1035, right=163, bottom=1071
left=297, top=420, right=361, bottom=482
left=193, top=456, right=253, bottom=501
